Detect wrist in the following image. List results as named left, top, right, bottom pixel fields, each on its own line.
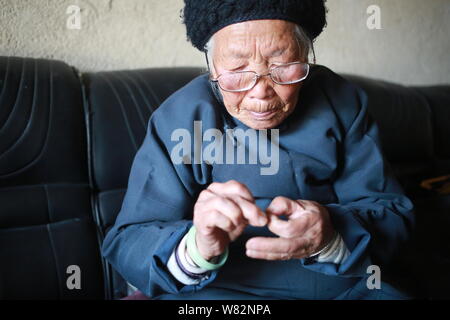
left=308, top=230, right=338, bottom=258
left=186, top=226, right=229, bottom=271
left=195, top=233, right=217, bottom=261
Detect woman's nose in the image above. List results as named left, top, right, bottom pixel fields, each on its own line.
left=247, top=75, right=275, bottom=100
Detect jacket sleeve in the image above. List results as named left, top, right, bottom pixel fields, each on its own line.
left=101, top=98, right=219, bottom=298
left=300, top=86, right=415, bottom=277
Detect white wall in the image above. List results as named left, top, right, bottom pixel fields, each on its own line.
left=0, top=0, right=449, bottom=85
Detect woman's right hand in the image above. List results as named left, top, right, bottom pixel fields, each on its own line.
left=193, top=180, right=268, bottom=261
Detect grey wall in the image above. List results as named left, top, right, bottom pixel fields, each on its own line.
left=1, top=0, right=449, bottom=85
left=315, top=0, right=450, bottom=85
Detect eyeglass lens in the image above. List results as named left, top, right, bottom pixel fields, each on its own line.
left=217, top=63, right=308, bottom=92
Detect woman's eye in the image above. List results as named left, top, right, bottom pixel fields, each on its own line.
left=227, top=66, right=244, bottom=72
left=271, top=62, right=288, bottom=69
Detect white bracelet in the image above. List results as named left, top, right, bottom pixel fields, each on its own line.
left=317, top=233, right=341, bottom=259
left=167, top=249, right=201, bottom=285
left=308, top=231, right=338, bottom=258
left=177, top=233, right=210, bottom=274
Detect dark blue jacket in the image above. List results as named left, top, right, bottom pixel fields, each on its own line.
left=101, top=65, right=415, bottom=299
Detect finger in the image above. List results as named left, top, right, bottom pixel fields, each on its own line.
left=200, top=196, right=245, bottom=227
left=267, top=214, right=309, bottom=238
left=246, top=250, right=291, bottom=261
left=195, top=209, right=235, bottom=234
left=208, top=180, right=254, bottom=202
left=196, top=189, right=216, bottom=202
left=229, top=223, right=247, bottom=242
left=246, top=243, right=315, bottom=260
left=205, top=182, right=265, bottom=226
left=232, top=196, right=267, bottom=226
left=246, top=236, right=301, bottom=253
left=245, top=237, right=310, bottom=260
left=266, top=196, right=301, bottom=217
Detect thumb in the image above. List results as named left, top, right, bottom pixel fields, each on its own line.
left=266, top=196, right=298, bottom=217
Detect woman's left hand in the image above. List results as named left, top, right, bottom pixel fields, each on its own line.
left=245, top=196, right=335, bottom=260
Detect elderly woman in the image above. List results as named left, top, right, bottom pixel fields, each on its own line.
left=102, top=0, right=414, bottom=300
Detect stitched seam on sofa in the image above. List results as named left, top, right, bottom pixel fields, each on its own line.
left=134, top=71, right=162, bottom=107
left=46, top=222, right=63, bottom=299
left=80, top=71, right=111, bottom=299
left=0, top=59, right=53, bottom=179
left=0, top=217, right=88, bottom=232
left=122, top=72, right=156, bottom=113
left=0, top=60, right=41, bottom=155
left=0, top=57, right=12, bottom=106
left=0, top=183, right=90, bottom=192
left=0, top=58, right=26, bottom=133
left=112, top=72, right=146, bottom=129
left=44, top=184, right=53, bottom=224
left=98, top=73, right=138, bottom=151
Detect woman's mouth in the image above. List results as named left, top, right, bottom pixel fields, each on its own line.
left=249, top=110, right=278, bottom=120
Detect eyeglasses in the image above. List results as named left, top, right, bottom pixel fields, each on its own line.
left=210, top=62, right=310, bottom=93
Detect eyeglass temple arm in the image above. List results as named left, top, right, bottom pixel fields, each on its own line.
left=204, top=51, right=217, bottom=81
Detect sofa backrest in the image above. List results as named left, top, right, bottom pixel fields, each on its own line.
left=343, top=74, right=450, bottom=191
left=0, top=57, right=104, bottom=299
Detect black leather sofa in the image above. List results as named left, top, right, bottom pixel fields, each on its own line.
left=0, top=56, right=449, bottom=300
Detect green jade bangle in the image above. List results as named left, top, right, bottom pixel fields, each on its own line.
left=186, top=226, right=229, bottom=271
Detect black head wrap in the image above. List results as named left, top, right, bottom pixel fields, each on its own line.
left=182, top=0, right=327, bottom=52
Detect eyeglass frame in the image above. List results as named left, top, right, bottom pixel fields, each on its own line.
left=205, top=54, right=310, bottom=93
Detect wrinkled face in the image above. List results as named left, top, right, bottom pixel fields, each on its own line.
left=210, top=20, right=305, bottom=130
